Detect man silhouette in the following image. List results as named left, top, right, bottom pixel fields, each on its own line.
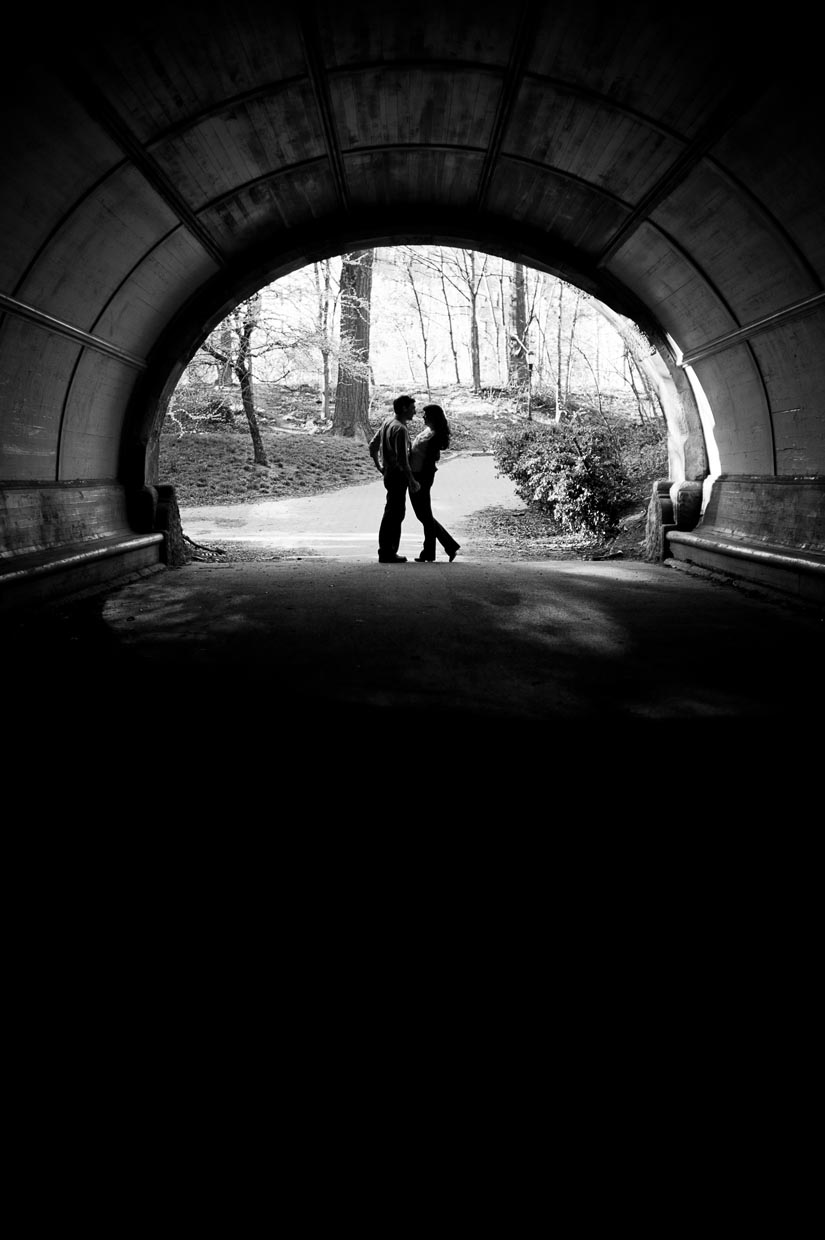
left=368, top=394, right=421, bottom=563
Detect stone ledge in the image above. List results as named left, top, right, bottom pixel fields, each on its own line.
left=0, top=533, right=164, bottom=585
left=667, top=529, right=825, bottom=604
left=0, top=534, right=165, bottom=612
left=668, top=529, right=825, bottom=574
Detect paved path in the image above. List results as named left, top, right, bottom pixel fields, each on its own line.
left=6, top=453, right=822, bottom=794
left=179, top=454, right=523, bottom=559
left=7, top=519, right=822, bottom=772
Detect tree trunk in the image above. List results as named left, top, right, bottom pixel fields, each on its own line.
left=625, top=347, right=649, bottom=420
left=333, top=250, right=374, bottom=441
left=235, top=310, right=268, bottom=466
left=236, top=366, right=268, bottom=465
left=483, top=267, right=504, bottom=385
left=439, top=262, right=461, bottom=383
left=508, top=261, right=530, bottom=392
left=216, top=324, right=233, bottom=385
left=470, top=303, right=481, bottom=393
left=315, top=259, right=333, bottom=421
left=499, top=261, right=508, bottom=385
left=564, top=288, right=582, bottom=408
left=407, top=257, right=431, bottom=398
left=468, top=252, right=481, bottom=392
left=554, top=282, right=564, bottom=421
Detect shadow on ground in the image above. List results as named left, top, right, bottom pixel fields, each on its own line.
left=6, top=553, right=822, bottom=803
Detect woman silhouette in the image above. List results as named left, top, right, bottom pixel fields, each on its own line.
left=409, top=403, right=461, bottom=563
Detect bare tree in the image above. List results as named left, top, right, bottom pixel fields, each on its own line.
left=564, top=287, right=583, bottom=410
left=438, top=249, right=462, bottom=383
left=217, top=323, right=233, bottom=385
left=621, top=346, right=665, bottom=422
left=451, top=250, right=487, bottom=392
left=482, top=260, right=506, bottom=384
left=176, top=246, right=669, bottom=450
left=333, top=250, right=374, bottom=441
left=574, top=342, right=618, bottom=443
left=405, top=252, right=435, bottom=399
left=508, top=261, right=530, bottom=392
left=554, top=282, right=564, bottom=420
left=201, top=294, right=269, bottom=465
left=314, top=258, right=335, bottom=421
left=588, top=301, right=667, bottom=423
left=532, top=273, right=553, bottom=389
left=407, top=246, right=490, bottom=391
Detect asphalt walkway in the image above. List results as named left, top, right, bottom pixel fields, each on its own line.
left=178, top=453, right=521, bottom=560
left=5, top=455, right=823, bottom=787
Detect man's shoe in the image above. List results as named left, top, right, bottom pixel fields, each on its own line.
left=449, top=546, right=460, bottom=562
left=378, top=554, right=407, bottom=563
left=414, top=556, right=435, bottom=562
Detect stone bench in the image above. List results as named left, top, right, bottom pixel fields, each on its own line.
left=666, top=475, right=825, bottom=605
left=0, top=483, right=165, bottom=610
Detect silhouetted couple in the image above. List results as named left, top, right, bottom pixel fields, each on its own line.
left=368, top=394, right=460, bottom=564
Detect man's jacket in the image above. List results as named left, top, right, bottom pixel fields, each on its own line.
left=370, top=416, right=415, bottom=481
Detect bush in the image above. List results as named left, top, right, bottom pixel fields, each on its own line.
left=607, top=418, right=668, bottom=490
left=166, top=382, right=238, bottom=433
left=493, top=412, right=661, bottom=539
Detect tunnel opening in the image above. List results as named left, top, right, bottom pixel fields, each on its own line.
left=149, top=243, right=698, bottom=563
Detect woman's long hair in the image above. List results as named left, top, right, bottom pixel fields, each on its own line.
left=423, top=404, right=450, bottom=451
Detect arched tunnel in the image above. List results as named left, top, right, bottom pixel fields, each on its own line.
left=2, top=1, right=823, bottom=768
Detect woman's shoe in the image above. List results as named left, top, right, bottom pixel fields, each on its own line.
left=448, top=546, right=460, bottom=562
left=414, top=555, right=435, bottom=562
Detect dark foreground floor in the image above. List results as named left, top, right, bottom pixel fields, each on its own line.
left=5, top=555, right=823, bottom=796
left=6, top=550, right=820, bottom=1111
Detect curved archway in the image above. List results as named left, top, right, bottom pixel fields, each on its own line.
left=1, top=2, right=822, bottom=604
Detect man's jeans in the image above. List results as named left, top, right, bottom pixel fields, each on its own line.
left=378, top=473, right=408, bottom=556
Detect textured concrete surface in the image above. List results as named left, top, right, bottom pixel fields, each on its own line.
left=5, top=539, right=823, bottom=796
left=5, top=455, right=823, bottom=806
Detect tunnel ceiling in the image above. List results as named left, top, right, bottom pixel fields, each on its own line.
left=1, top=0, right=824, bottom=483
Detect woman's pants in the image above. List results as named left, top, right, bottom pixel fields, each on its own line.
left=410, top=478, right=459, bottom=559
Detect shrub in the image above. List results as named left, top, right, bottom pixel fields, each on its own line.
left=611, top=419, right=669, bottom=499
left=166, top=382, right=238, bottom=434
left=493, top=413, right=654, bottom=539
